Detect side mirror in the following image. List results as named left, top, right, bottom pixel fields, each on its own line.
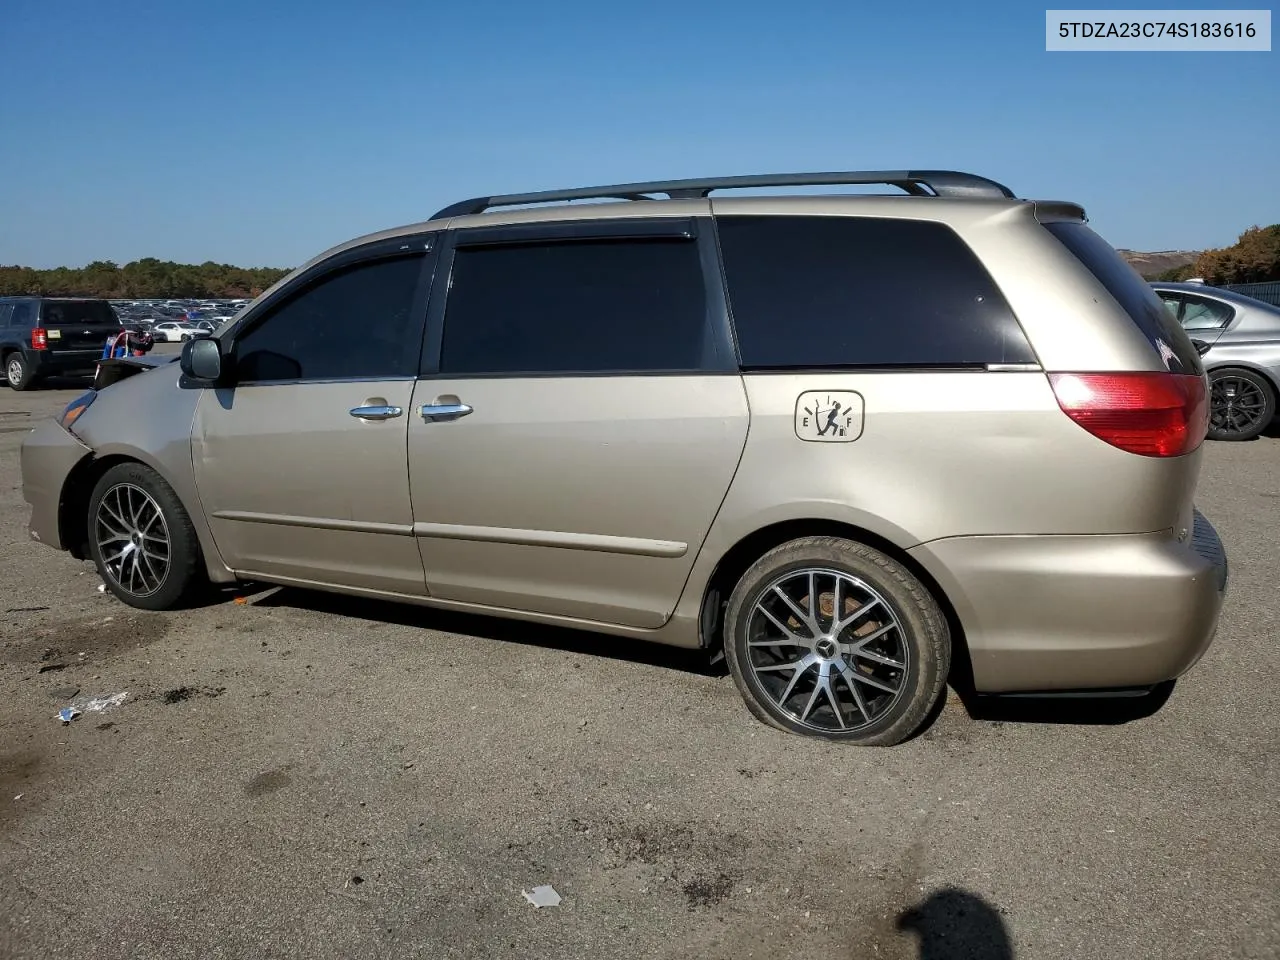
left=1190, top=339, right=1212, bottom=357
left=181, top=337, right=223, bottom=382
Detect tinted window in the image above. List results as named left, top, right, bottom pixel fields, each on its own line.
left=11, top=303, right=35, bottom=329
left=1180, top=294, right=1234, bottom=331
left=1044, top=222, right=1202, bottom=376
left=440, top=237, right=712, bottom=375
left=234, top=254, right=425, bottom=382
left=716, top=216, right=1035, bottom=368
left=0, top=304, right=13, bottom=327
left=40, top=300, right=116, bottom=326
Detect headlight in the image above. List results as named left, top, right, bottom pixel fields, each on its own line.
left=59, top=391, right=96, bottom=435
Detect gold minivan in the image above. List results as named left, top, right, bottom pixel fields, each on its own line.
left=21, top=170, right=1228, bottom=744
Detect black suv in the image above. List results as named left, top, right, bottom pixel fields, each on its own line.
left=1, top=297, right=123, bottom=390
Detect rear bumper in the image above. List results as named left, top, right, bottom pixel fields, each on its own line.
left=21, top=418, right=93, bottom=550
left=909, top=511, right=1228, bottom=693
left=30, top=348, right=104, bottom=376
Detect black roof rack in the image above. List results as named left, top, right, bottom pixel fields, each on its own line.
left=430, top=169, right=1016, bottom=220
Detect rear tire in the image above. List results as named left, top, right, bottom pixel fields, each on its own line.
left=1207, top=367, right=1275, bottom=441
left=5, top=352, right=35, bottom=391
left=723, top=536, right=950, bottom=745
left=88, top=463, right=206, bottom=610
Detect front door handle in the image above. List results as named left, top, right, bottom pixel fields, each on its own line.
left=349, top=403, right=403, bottom=421
left=420, top=402, right=474, bottom=423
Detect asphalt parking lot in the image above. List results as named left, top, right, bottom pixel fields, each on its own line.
left=2, top=369, right=1277, bottom=960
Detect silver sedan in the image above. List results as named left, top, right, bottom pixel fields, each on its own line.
left=1151, top=282, right=1280, bottom=441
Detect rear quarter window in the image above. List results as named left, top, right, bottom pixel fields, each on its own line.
left=1044, top=222, right=1203, bottom=376
left=715, top=215, right=1036, bottom=369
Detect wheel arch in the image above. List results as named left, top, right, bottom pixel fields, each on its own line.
left=1205, top=359, right=1280, bottom=399
left=58, top=449, right=234, bottom=583
left=694, top=518, right=973, bottom=690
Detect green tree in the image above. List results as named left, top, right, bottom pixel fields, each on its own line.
left=0, top=259, right=292, bottom=298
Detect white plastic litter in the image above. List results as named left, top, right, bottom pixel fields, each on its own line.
left=97, top=583, right=106, bottom=593
left=55, top=691, right=129, bottom=723
left=82, top=692, right=129, bottom=712
left=522, top=885, right=562, bottom=908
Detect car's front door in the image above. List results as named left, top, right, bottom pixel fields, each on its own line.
left=192, top=236, right=438, bottom=594
left=407, top=217, right=749, bottom=628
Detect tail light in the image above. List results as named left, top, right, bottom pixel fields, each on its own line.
left=1048, top=372, right=1208, bottom=457
left=31, top=328, right=48, bottom=350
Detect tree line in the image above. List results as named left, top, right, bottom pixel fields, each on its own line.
left=0, top=259, right=292, bottom=299
left=1150, top=224, right=1280, bottom=284
left=3, top=223, right=1276, bottom=298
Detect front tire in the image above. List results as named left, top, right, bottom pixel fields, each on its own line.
left=723, top=536, right=950, bottom=745
left=1207, top=367, right=1276, bottom=441
left=88, top=463, right=205, bottom=610
left=5, top=352, right=35, bottom=391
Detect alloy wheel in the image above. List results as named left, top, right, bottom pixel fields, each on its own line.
left=746, top=568, right=909, bottom=732
left=95, top=483, right=171, bottom=597
left=1211, top=374, right=1268, bottom=438
left=7, top=357, right=22, bottom=385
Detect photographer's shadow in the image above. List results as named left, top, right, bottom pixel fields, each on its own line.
left=897, top=888, right=1014, bottom=960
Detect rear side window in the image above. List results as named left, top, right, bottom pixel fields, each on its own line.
left=40, top=300, right=117, bottom=326
left=440, top=237, right=714, bottom=375
left=716, top=215, right=1036, bottom=368
left=11, top=303, right=35, bottom=328
left=1180, top=294, right=1234, bottom=331
left=0, top=304, right=13, bottom=327
left=1044, top=222, right=1203, bottom=376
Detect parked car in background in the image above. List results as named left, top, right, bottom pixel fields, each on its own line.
left=20, top=169, right=1228, bottom=745
left=1152, top=281, right=1280, bottom=441
left=151, top=321, right=208, bottom=342
left=2, top=297, right=123, bottom=390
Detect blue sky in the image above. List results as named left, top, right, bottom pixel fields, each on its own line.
left=2, top=0, right=1276, bottom=268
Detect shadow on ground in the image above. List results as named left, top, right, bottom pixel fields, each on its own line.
left=898, top=888, right=1015, bottom=960
left=246, top=585, right=1176, bottom=732
left=250, top=585, right=723, bottom=676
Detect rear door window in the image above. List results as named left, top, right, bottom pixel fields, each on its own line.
left=11, top=303, right=35, bottom=329
left=1179, top=293, right=1234, bottom=331
left=440, top=234, right=717, bottom=375
left=0, top=304, right=13, bottom=327
left=715, top=215, right=1036, bottom=368
left=1044, top=222, right=1203, bottom=376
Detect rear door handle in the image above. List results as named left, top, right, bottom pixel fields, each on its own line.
left=349, top=404, right=403, bottom=421
left=420, top=402, right=473, bottom=423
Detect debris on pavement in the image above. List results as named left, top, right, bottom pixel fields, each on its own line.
left=49, top=686, right=80, bottom=701
left=522, top=885, right=562, bottom=908
left=56, top=691, right=129, bottom=724
left=161, top=685, right=226, bottom=704
left=97, top=583, right=106, bottom=593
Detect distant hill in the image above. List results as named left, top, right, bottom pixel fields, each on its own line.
left=1117, top=249, right=1201, bottom=279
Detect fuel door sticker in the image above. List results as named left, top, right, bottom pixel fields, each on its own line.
left=794, top=390, right=864, bottom=442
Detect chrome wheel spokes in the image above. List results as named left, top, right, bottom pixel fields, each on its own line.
left=1210, top=376, right=1267, bottom=436
left=747, top=568, right=908, bottom=732
left=95, top=484, right=170, bottom=597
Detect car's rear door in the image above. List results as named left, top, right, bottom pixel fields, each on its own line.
left=406, top=214, right=749, bottom=628
left=191, top=234, right=439, bottom=593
